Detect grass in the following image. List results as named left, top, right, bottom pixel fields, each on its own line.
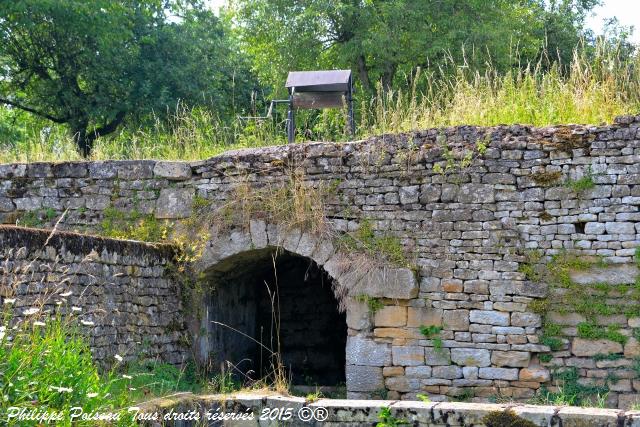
left=0, top=43, right=638, bottom=162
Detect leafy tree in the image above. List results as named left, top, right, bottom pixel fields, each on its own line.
left=231, top=0, right=601, bottom=93
left=0, top=0, right=254, bottom=155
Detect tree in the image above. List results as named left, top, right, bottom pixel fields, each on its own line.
left=0, top=0, right=253, bottom=156
left=231, top=0, right=600, bottom=93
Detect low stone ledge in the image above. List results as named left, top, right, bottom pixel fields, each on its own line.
left=0, top=225, right=176, bottom=260
left=135, top=392, right=640, bottom=426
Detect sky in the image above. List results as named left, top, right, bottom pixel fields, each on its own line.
left=207, top=0, right=639, bottom=44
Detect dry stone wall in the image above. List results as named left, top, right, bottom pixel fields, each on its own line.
left=0, top=115, right=639, bottom=406
left=0, top=226, right=187, bottom=366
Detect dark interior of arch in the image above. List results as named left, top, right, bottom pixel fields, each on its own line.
left=204, top=248, right=347, bottom=386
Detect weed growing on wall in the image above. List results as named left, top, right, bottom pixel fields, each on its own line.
left=100, top=206, right=171, bottom=242
left=533, top=367, right=610, bottom=407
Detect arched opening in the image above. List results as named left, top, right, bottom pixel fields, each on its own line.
left=200, top=248, right=347, bottom=387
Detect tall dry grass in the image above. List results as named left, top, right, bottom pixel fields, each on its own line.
left=0, top=44, right=637, bottom=162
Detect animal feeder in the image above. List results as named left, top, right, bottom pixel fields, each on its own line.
left=285, top=70, right=355, bottom=143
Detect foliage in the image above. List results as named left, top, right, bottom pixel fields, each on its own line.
left=416, top=393, right=430, bottom=403
left=100, top=206, right=171, bottom=242
left=376, top=407, right=406, bottom=427
left=538, top=353, right=553, bottom=363
left=340, top=219, right=409, bottom=267
left=576, top=322, right=628, bottom=345
left=355, top=295, right=384, bottom=315
left=17, top=208, right=57, bottom=228
left=0, top=0, right=255, bottom=155
left=564, top=166, right=596, bottom=193
left=0, top=313, right=134, bottom=426
left=231, top=0, right=604, bottom=93
left=0, top=41, right=638, bottom=161
left=482, top=409, right=538, bottom=427
left=535, top=367, right=609, bottom=407
left=419, top=325, right=444, bottom=351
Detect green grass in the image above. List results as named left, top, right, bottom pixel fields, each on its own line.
left=576, top=322, right=628, bottom=345
left=0, top=43, right=638, bottom=162
left=0, top=309, right=205, bottom=426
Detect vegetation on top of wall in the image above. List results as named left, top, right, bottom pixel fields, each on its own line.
left=339, top=219, right=411, bottom=268
left=100, top=206, right=171, bottom=243
left=482, top=409, right=538, bottom=427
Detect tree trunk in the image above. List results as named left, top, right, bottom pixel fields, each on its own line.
left=356, top=54, right=372, bottom=92
left=72, top=124, right=91, bottom=158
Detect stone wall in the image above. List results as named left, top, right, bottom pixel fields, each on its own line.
left=0, top=115, right=639, bottom=406
left=0, top=225, right=187, bottom=366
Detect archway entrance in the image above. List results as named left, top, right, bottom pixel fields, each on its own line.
left=201, top=248, right=347, bottom=387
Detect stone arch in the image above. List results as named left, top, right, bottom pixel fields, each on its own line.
left=189, top=220, right=418, bottom=390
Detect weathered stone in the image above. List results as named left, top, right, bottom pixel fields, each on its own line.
left=407, top=307, right=442, bottom=327
left=153, top=161, right=192, bottom=180
left=443, top=309, right=470, bottom=331
left=491, top=351, right=530, bottom=367
left=399, top=185, right=419, bottom=204
left=425, top=348, right=451, bottom=366
left=625, top=338, right=640, bottom=358
left=451, top=348, right=490, bottom=367
left=432, top=365, right=463, bottom=379
left=519, top=367, right=550, bottom=382
left=345, top=365, right=384, bottom=391
left=392, top=346, right=424, bottom=366
left=469, top=310, right=509, bottom=326
left=155, top=188, right=194, bottom=218
left=570, top=263, right=639, bottom=285
left=375, top=306, right=407, bottom=327
left=357, top=267, right=418, bottom=299
left=571, top=338, right=623, bottom=357
left=511, top=312, right=541, bottom=327
left=346, top=336, right=391, bottom=366
left=478, top=367, right=519, bottom=380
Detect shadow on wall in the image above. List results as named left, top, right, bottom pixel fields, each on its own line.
left=195, top=248, right=347, bottom=387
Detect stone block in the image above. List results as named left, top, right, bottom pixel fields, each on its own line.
left=519, top=367, right=551, bottom=382
left=511, top=312, right=541, bottom=327
left=569, top=263, right=638, bottom=285
left=469, top=310, right=510, bottom=326
left=155, top=188, right=194, bottom=218
left=432, top=365, right=463, bottom=379
left=425, top=348, right=451, bottom=365
left=375, top=306, right=407, bottom=327
left=571, top=338, right=623, bottom=357
left=443, top=309, right=470, bottom=331
left=392, top=346, right=424, bottom=366
left=451, top=348, right=491, bottom=367
left=491, top=351, right=530, bottom=367
left=478, top=367, right=519, bottom=380
left=346, top=336, right=391, bottom=366
left=625, top=338, right=640, bottom=358
left=407, top=307, right=442, bottom=327
left=345, top=365, right=384, bottom=392
left=357, top=267, right=418, bottom=299
left=153, top=161, right=192, bottom=180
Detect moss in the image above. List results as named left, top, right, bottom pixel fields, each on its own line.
left=100, top=206, right=171, bottom=243
left=482, top=409, right=537, bottom=427
left=531, top=170, right=563, bottom=186
left=576, top=322, right=628, bottom=345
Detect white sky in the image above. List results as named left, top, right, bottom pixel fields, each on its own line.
left=207, top=0, right=639, bottom=44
